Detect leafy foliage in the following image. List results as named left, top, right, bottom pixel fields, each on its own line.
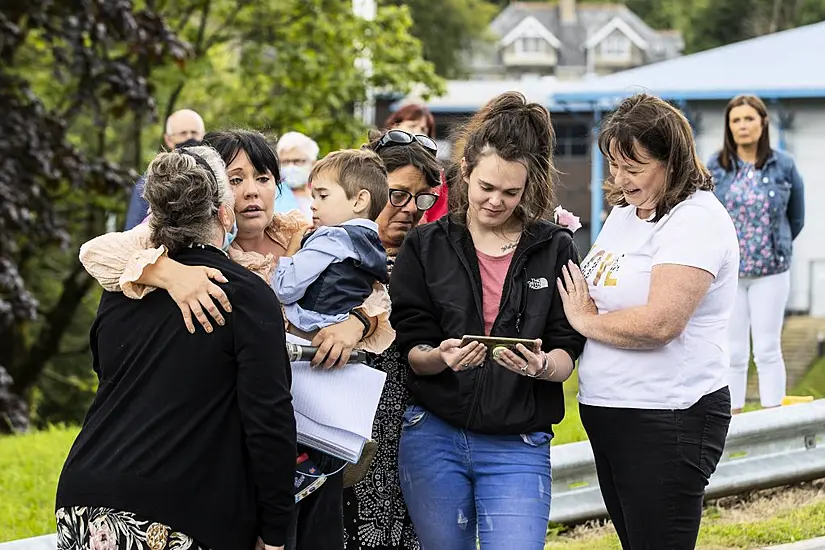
left=1, top=0, right=442, bottom=431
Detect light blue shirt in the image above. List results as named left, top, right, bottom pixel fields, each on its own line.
left=271, top=219, right=379, bottom=332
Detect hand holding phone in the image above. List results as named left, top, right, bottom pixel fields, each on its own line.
left=459, top=335, right=540, bottom=361
left=439, top=338, right=487, bottom=372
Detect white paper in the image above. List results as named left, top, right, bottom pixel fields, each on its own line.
left=287, top=334, right=387, bottom=462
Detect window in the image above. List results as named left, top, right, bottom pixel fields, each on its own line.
left=554, top=122, right=590, bottom=158
left=516, top=36, right=544, bottom=55
left=601, top=34, right=631, bottom=59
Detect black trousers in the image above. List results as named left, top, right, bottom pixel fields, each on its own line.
left=285, top=448, right=345, bottom=550
left=580, top=387, right=731, bottom=550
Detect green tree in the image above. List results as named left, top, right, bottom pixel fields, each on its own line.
left=1, top=0, right=443, bottom=430
left=387, top=0, right=499, bottom=78
left=149, top=0, right=445, bottom=158
left=0, top=0, right=187, bottom=432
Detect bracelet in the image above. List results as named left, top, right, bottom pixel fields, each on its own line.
left=532, top=352, right=557, bottom=380
left=349, top=308, right=371, bottom=336
left=531, top=353, right=549, bottom=379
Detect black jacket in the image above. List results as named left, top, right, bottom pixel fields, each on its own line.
left=390, top=216, right=586, bottom=435
left=56, top=246, right=296, bottom=549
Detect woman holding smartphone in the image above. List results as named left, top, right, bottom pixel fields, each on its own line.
left=388, top=92, right=586, bottom=550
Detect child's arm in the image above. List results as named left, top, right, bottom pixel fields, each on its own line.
left=284, top=226, right=311, bottom=257
left=270, top=228, right=351, bottom=304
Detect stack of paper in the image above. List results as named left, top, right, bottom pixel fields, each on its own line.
left=287, top=334, right=387, bottom=463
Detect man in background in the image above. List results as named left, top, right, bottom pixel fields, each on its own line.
left=124, top=109, right=206, bottom=229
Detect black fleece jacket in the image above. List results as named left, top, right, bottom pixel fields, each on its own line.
left=390, top=216, right=587, bottom=434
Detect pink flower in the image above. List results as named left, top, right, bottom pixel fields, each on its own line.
left=554, top=205, right=582, bottom=233
left=90, top=518, right=117, bottom=550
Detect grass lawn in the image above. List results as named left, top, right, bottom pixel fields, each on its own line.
left=0, top=425, right=78, bottom=542
left=553, top=375, right=588, bottom=446
left=792, top=354, right=825, bottom=399
left=545, top=480, right=825, bottom=549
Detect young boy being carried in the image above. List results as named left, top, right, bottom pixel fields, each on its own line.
left=270, top=148, right=393, bottom=501
left=272, top=148, right=391, bottom=340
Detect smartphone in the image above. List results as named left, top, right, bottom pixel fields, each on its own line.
left=460, top=335, right=540, bottom=359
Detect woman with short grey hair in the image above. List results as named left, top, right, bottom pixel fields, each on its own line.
left=275, top=131, right=319, bottom=220
left=56, top=147, right=296, bottom=550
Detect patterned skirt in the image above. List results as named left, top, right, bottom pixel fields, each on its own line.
left=56, top=507, right=209, bottom=550
left=342, top=344, right=420, bottom=550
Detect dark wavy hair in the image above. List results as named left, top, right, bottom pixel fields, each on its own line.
left=448, top=91, right=557, bottom=226
left=363, top=130, right=443, bottom=189
left=599, top=93, right=713, bottom=223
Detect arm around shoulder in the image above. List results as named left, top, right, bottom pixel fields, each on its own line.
left=79, top=223, right=166, bottom=298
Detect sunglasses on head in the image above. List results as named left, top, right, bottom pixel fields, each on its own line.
left=388, top=189, right=439, bottom=211
left=375, top=130, right=438, bottom=157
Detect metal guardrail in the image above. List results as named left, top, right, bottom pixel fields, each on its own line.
left=550, top=399, right=825, bottom=524
left=3, top=401, right=825, bottom=548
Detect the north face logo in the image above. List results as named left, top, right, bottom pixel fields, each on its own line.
left=528, top=277, right=549, bottom=290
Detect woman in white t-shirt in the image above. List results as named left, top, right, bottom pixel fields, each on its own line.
left=557, top=94, right=739, bottom=550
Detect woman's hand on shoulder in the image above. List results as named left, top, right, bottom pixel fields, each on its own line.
left=165, top=262, right=232, bottom=334
left=557, top=260, right=598, bottom=334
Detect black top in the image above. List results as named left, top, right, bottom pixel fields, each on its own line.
left=56, top=246, right=296, bottom=549
left=390, top=216, right=587, bottom=434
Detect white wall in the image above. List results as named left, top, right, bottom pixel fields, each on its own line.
left=692, top=100, right=825, bottom=315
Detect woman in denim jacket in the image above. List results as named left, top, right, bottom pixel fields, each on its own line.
left=707, top=94, right=805, bottom=413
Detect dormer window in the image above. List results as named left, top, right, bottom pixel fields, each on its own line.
left=516, top=36, right=545, bottom=54
left=601, top=34, right=631, bottom=59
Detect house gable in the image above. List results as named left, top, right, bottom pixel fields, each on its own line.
left=584, top=16, right=649, bottom=52
left=499, top=15, right=562, bottom=50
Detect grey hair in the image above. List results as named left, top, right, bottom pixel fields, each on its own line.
left=143, top=145, right=233, bottom=253
left=276, top=131, right=320, bottom=161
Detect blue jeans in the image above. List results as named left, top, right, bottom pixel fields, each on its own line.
left=398, top=405, right=552, bottom=550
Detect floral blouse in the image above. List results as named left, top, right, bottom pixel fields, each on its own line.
left=78, top=210, right=394, bottom=353
left=723, top=163, right=790, bottom=277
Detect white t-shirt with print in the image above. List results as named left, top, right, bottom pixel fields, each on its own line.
left=577, top=190, right=739, bottom=410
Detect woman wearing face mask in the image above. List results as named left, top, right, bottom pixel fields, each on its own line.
left=57, top=146, right=295, bottom=550
left=275, top=131, right=319, bottom=222
left=78, top=129, right=393, bottom=550
left=707, top=95, right=806, bottom=414
left=388, top=92, right=586, bottom=550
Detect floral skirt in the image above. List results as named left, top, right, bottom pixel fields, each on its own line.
left=56, top=507, right=209, bottom=550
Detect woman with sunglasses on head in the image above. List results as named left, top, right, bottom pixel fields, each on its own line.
left=342, top=129, right=443, bottom=550
left=77, top=129, right=395, bottom=550
left=384, top=103, right=448, bottom=224
left=388, top=92, right=586, bottom=550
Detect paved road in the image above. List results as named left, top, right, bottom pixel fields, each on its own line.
left=767, top=538, right=825, bottom=549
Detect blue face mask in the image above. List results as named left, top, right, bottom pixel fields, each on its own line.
left=222, top=217, right=238, bottom=252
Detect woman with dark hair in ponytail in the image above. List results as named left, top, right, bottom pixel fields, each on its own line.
left=389, top=92, right=586, bottom=549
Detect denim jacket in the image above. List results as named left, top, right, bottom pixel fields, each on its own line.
left=707, top=149, right=805, bottom=263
